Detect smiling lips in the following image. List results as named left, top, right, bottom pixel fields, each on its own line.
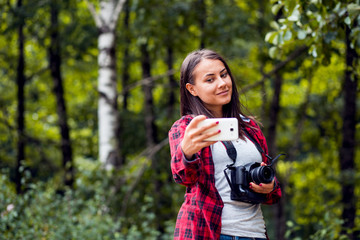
left=217, top=90, right=229, bottom=95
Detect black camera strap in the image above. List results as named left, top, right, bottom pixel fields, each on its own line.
left=221, top=132, right=268, bottom=202
left=221, top=141, right=240, bottom=197
left=221, top=129, right=265, bottom=166
left=221, top=141, right=237, bottom=167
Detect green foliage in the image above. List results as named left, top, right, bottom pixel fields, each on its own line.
left=0, top=159, right=175, bottom=240
left=286, top=212, right=359, bottom=240
left=1, top=0, right=359, bottom=239
left=266, top=1, right=360, bottom=63
left=1, top=169, right=122, bottom=239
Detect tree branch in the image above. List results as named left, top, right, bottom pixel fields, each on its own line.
left=118, top=137, right=169, bottom=217
left=240, top=45, right=309, bottom=93
left=0, top=111, right=59, bottom=147
left=265, top=45, right=308, bottom=78
left=84, top=0, right=102, bottom=28
left=122, top=69, right=176, bottom=93
left=109, top=0, right=127, bottom=30
left=26, top=67, right=48, bottom=82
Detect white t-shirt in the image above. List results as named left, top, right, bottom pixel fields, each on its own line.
left=211, top=137, right=266, bottom=238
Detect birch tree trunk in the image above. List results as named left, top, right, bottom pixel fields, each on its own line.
left=87, top=0, right=126, bottom=169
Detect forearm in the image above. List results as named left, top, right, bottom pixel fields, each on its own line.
left=169, top=117, right=201, bottom=186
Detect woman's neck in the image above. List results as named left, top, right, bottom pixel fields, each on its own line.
left=212, top=110, right=223, bottom=118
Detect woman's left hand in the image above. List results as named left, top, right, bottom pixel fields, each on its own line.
left=249, top=162, right=275, bottom=194
left=249, top=180, right=275, bottom=194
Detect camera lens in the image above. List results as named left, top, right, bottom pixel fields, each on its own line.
left=263, top=168, right=272, bottom=178
left=230, top=128, right=234, bottom=131
left=250, top=166, right=274, bottom=184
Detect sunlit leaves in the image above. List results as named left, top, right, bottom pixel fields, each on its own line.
left=265, top=1, right=360, bottom=64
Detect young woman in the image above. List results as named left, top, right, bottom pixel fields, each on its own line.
left=168, top=49, right=282, bottom=240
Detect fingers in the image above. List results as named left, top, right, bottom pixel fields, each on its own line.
left=187, top=115, right=207, bottom=128
left=186, top=115, right=220, bottom=141
left=181, top=115, right=220, bottom=157
left=249, top=179, right=275, bottom=194
left=192, top=116, right=221, bottom=139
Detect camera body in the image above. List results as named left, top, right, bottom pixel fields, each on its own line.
left=227, top=162, right=275, bottom=204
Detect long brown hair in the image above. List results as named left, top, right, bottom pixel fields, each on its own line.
left=179, top=49, right=253, bottom=134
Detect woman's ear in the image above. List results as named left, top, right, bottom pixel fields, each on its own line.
left=186, top=83, right=198, bottom=96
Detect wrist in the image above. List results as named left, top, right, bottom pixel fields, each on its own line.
left=185, top=154, right=195, bottom=160
left=182, top=148, right=195, bottom=160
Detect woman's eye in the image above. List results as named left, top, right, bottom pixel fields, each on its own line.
left=206, top=78, right=214, bottom=82
left=221, top=72, right=228, bottom=78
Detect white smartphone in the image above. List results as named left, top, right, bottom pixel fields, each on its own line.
left=197, top=118, right=239, bottom=141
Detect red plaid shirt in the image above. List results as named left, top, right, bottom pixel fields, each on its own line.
left=169, top=115, right=281, bottom=240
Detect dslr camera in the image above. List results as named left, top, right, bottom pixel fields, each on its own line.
left=224, top=154, right=284, bottom=204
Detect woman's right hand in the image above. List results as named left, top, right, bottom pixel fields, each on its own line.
left=181, top=115, right=219, bottom=159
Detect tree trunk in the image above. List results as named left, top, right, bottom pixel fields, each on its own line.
left=49, top=0, right=74, bottom=187
left=260, top=67, right=267, bottom=123
left=15, top=0, right=25, bottom=194
left=266, top=72, right=286, bottom=240
left=267, top=72, right=282, bottom=157
left=197, top=0, right=206, bottom=49
left=339, top=23, right=358, bottom=240
left=141, top=42, right=166, bottom=232
left=86, top=0, right=126, bottom=168
left=167, top=46, right=176, bottom=119
left=119, top=0, right=130, bottom=166
left=141, top=43, right=158, bottom=147
left=121, top=0, right=130, bottom=111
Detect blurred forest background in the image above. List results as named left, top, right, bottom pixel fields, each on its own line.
left=0, top=0, right=359, bottom=239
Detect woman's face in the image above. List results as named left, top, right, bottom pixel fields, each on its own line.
left=186, top=58, right=232, bottom=117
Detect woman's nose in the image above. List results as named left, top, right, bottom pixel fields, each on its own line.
left=218, top=77, right=227, bottom=87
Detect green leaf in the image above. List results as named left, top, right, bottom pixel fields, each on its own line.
left=288, top=5, right=300, bottom=22
left=285, top=0, right=297, bottom=15
left=270, top=21, right=280, bottom=30
left=283, top=29, right=292, bottom=41
left=347, top=4, right=360, bottom=21
left=297, top=29, right=307, bottom=40
left=269, top=46, right=278, bottom=59
left=333, top=2, right=341, bottom=12
left=308, top=3, right=318, bottom=13
left=344, top=16, right=351, bottom=26
left=309, top=45, right=318, bottom=58
left=271, top=3, right=284, bottom=15
left=347, top=3, right=360, bottom=13
left=265, top=31, right=278, bottom=45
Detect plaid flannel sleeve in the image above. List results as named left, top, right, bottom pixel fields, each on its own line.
left=169, top=116, right=201, bottom=186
